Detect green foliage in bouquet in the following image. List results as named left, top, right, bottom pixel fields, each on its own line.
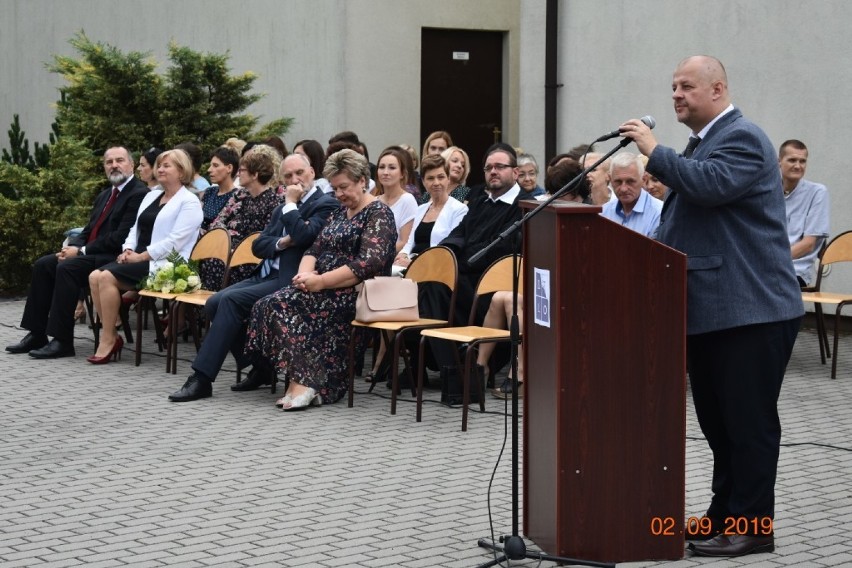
left=143, top=249, right=201, bottom=294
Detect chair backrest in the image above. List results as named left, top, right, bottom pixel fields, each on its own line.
left=469, top=255, right=523, bottom=324
left=404, top=245, right=459, bottom=324
left=404, top=246, right=457, bottom=290
left=812, top=230, right=852, bottom=290
left=222, top=232, right=262, bottom=286
left=821, top=231, right=852, bottom=266
left=190, top=227, right=232, bottom=264
left=229, top=232, right=262, bottom=268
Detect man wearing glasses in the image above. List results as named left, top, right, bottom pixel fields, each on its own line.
left=408, top=143, right=523, bottom=391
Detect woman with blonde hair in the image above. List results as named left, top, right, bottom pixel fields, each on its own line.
left=87, top=149, right=203, bottom=364
left=421, top=130, right=453, bottom=159
left=439, top=146, right=471, bottom=202
left=245, top=149, right=397, bottom=410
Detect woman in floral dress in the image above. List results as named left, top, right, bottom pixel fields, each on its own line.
left=245, top=149, right=397, bottom=410
left=201, top=145, right=283, bottom=289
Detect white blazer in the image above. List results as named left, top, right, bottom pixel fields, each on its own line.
left=400, top=197, right=468, bottom=256
left=123, top=186, right=203, bottom=272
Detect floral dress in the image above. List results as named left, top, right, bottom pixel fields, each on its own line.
left=244, top=200, right=397, bottom=405
left=200, top=186, right=285, bottom=290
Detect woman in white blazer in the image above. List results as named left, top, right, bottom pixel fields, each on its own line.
left=87, top=149, right=203, bottom=364
left=395, top=154, right=468, bottom=267
left=366, top=155, right=469, bottom=383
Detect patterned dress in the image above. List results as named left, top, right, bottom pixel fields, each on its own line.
left=245, top=200, right=397, bottom=405
left=201, top=185, right=237, bottom=230
left=200, top=186, right=285, bottom=289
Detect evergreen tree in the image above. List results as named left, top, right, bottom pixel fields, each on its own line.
left=1, top=114, right=36, bottom=171
left=49, top=32, right=292, bottom=159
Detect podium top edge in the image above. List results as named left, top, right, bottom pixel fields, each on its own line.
left=519, top=199, right=603, bottom=214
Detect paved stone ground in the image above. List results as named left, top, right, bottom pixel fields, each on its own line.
left=0, top=298, right=850, bottom=567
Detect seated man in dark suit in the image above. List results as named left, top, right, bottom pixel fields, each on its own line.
left=402, top=143, right=524, bottom=393
left=6, top=146, right=149, bottom=358
left=169, top=153, right=338, bottom=402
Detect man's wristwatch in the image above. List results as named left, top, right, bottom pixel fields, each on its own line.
left=79, top=246, right=86, bottom=256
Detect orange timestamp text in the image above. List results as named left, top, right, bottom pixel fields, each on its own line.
left=650, top=516, right=773, bottom=537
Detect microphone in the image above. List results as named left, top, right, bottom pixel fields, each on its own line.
left=594, top=116, right=656, bottom=142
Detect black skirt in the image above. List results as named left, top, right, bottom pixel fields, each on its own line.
left=100, top=260, right=151, bottom=289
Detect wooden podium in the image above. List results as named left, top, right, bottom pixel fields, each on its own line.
left=520, top=201, right=687, bottom=563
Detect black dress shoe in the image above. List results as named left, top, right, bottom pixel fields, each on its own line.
left=230, top=366, right=272, bottom=391
left=29, top=339, right=75, bottom=359
left=169, top=375, right=212, bottom=402
left=689, top=534, right=774, bottom=557
left=6, top=332, right=48, bottom=354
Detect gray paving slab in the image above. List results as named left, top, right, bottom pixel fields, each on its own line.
left=0, top=299, right=850, bottom=567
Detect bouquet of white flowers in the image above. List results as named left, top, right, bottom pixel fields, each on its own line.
left=143, top=250, right=201, bottom=294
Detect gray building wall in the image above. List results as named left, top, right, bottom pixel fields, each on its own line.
left=0, top=0, right=519, bottom=156
left=2, top=0, right=849, bottom=293
left=518, top=0, right=851, bottom=296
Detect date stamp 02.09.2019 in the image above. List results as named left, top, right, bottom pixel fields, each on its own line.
left=650, top=516, right=774, bottom=537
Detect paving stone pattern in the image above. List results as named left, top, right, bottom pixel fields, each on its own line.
left=0, top=299, right=850, bottom=567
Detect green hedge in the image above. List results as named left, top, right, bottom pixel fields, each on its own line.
left=0, top=138, right=99, bottom=294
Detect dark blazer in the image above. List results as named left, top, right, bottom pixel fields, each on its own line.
left=68, top=176, right=149, bottom=256
left=252, top=188, right=339, bottom=284
left=649, top=108, right=803, bottom=335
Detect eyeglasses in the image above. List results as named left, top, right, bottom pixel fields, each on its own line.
left=483, top=163, right=515, bottom=173
left=518, top=172, right=537, bottom=179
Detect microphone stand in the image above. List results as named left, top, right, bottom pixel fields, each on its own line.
left=470, top=138, right=631, bottom=568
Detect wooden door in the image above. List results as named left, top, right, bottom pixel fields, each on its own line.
left=421, top=28, right=504, bottom=187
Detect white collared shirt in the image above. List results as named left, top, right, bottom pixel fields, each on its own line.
left=488, top=182, right=521, bottom=205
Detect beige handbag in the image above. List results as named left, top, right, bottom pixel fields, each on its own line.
left=355, top=277, right=419, bottom=323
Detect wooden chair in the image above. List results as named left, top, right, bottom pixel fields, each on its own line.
left=800, top=239, right=829, bottom=361
left=417, top=255, right=522, bottom=431
left=347, top=246, right=458, bottom=414
left=172, top=232, right=262, bottom=377
left=135, top=228, right=231, bottom=371
left=801, top=230, right=852, bottom=379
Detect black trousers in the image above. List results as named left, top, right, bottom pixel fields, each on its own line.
left=21, top=252, right=113, bottom=343
left=190, top=273, right=281, bottom=382
left=405, top=279, right=493, bottom=373
left=687, top=316, right=801, bottom=528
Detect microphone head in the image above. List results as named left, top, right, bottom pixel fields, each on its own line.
left=641, top=115, right=656, bottom=130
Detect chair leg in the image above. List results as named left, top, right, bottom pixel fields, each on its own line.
left=831, top=303, right=847, bottom=380
left=815, top=304, right=826, bottom=364
left=398, top=329, right=418, bottom=399
left=119, top=302, right=134, bottom=345
left=462, top=346, right=473, bottom=432
left=135, top=299, right=145, bottom=366
left=170, top=303, right=179, bottom=375
left=390, top=332, right=401, bottom=415
left=817, top=303, right=830, bottom=361
left=416, top=336, right=428, bottom=422
left=85, top=293, right=100, bottom=350
left=347, top=328, right=357, bottom=408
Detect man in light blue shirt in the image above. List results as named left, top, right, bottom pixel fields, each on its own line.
left=600, top=152, right=662, bottom=237
left=779, top=139, right=830, bottom=287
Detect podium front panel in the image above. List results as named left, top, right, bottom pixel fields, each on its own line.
left=522, top=202, right=686, bottom=563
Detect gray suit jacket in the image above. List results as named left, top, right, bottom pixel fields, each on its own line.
left=649, top=108, right=803, bottom=335
left=252, top=189, right=339, bottom=285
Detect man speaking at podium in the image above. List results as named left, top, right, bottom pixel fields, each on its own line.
left=621, top=55, right=803, bottom=558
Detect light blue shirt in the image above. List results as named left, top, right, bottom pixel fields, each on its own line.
left=785, top=178, right=830, bottom=285
left=601, top=189, right=662, bottom=238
